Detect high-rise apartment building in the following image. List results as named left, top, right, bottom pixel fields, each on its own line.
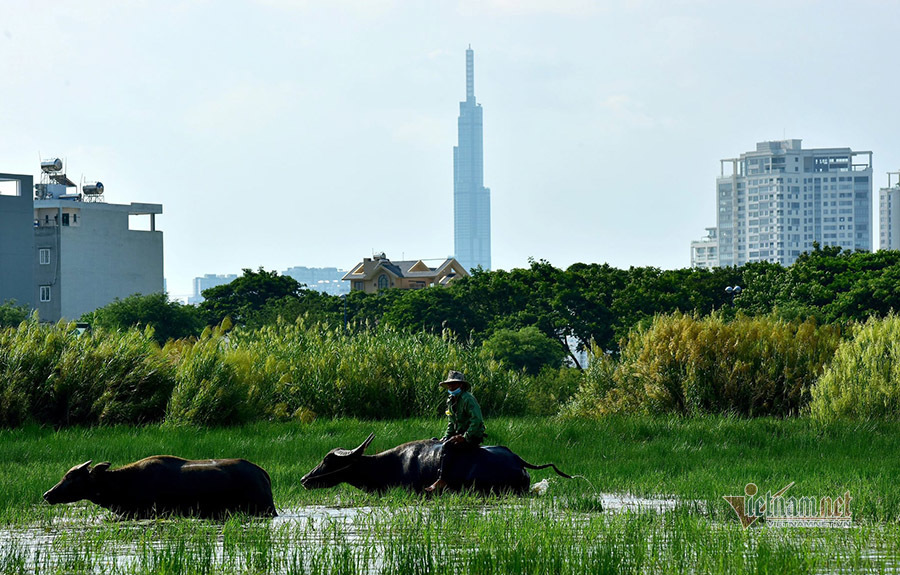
left=879, top=171, right=900, bottom=250
left=695, top=140, right=872, bottom=268
left=453, top=46, right=491, bottom=272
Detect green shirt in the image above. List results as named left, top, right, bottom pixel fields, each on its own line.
left=443, top=390, right=486, bottom=444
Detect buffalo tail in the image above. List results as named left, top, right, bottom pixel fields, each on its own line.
left=517, top=457, right=573, bottom=479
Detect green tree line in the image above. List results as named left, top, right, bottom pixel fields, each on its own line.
left=75, top=247, right=900, bottom=373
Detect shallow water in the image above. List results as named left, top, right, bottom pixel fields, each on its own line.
left=0, top=496, right=672, bottom=573
left=0, top=497, right=896, bottom=574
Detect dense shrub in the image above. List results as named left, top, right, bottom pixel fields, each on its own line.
left=0, top=301, right=29, bottom=328
left=524, top=366, right=583, bottom=416
left=561, top=349, right=618, bottom=418
left=482, top=326, right=567, bottom=374
left=809, top=314, right=900, bottom=422
left=85, top=292, right=205, bottom=344
left=567, top=313, right=840, bottom=417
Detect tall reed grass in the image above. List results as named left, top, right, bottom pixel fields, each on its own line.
left=0, top=321, right=174, bottom=427
left=228, top=318, right=527, bottom=422
left=1, top=318, right=527, bottom=428
left=566, top=313, right=841, bottom=417
left=7, top=310, right=900, bottom=427
left=809, top=313, right=900, bottom=422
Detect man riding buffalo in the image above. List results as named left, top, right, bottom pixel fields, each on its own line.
left=301, top=368, right=572, bottom=495
left=425, top=370, right=485, bottom=493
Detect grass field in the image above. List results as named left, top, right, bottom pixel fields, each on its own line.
left=1, top=417, right=899, bottom=573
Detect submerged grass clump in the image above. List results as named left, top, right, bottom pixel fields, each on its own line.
left=1, top=504, right=899, bottom=574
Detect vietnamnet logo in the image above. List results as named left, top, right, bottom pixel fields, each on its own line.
left=723, top=482, right=852, bottom=528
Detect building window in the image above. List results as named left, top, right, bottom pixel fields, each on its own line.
left=377, top=274, right=390, bottom=291
left=39, top=248, right=50, bottom=265
left=353, top=281, right=364, bottom=291
left=40, top=285, right=51, bottom=302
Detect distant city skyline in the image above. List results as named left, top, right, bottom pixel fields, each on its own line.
left=453, top=46, right=491, bottom=272
left=189, top=266, right=349, bottom=303
left=3, top=2, right=900, bottom=299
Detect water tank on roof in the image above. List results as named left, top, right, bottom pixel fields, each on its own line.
left=83, top=182, right=104, bottom=195
left=41, top=158, right=63, bottom=172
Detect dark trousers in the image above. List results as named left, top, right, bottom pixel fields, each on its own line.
left=438, top=440, right=481, bottom=483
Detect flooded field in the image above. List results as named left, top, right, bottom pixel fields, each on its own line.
left=5, top=417, right=900, bottom=573
left=2, top=496, right=898, bottom=575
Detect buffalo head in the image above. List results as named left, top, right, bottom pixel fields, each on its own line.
left=301, top=433, right=375, bottom=489
left=43, top=460, right=111, bottom=504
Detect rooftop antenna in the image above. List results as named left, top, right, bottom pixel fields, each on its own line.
left=466, top=45, right=474, bottom=101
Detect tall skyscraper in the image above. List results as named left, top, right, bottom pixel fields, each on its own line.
left=692, top=139, right=872, bottom=268
left=453, top=46, right=491, bottom=272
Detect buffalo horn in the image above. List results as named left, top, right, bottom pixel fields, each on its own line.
left=356, top=432, right=375, bottom=455
left=336, top=433, right=376, bottom=457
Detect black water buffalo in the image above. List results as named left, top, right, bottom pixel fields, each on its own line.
left=43, top=456, right=276, bottom=519
left=301, top=433, right=571, bottom=494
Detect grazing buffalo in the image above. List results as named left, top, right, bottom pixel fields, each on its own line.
left=301, top=433, right=571, bottom=495
left=43, top=456, right=277, bottom=519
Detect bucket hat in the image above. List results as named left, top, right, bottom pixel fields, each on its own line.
left=439, top=370, right=470, bottom=390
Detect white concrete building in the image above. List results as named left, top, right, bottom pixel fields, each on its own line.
left=33, top=199, right=163, bottom=322
left=879, top=171, right=900, bottom=251
left=690, top=227, right=719, bottom=269
left=703, top=140, right=872, bottom=267
left=0, top=160, right=164, bottom=322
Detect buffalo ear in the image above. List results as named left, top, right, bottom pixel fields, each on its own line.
left=90, top=462, right=111, bottom=475
left=73, top=460, right=93, bottom=473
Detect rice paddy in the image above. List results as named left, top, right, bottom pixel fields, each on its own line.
left=2, top=417, right=899, bottom=574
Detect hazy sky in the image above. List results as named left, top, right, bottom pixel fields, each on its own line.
left=3, top=1, right=898, bottom=299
